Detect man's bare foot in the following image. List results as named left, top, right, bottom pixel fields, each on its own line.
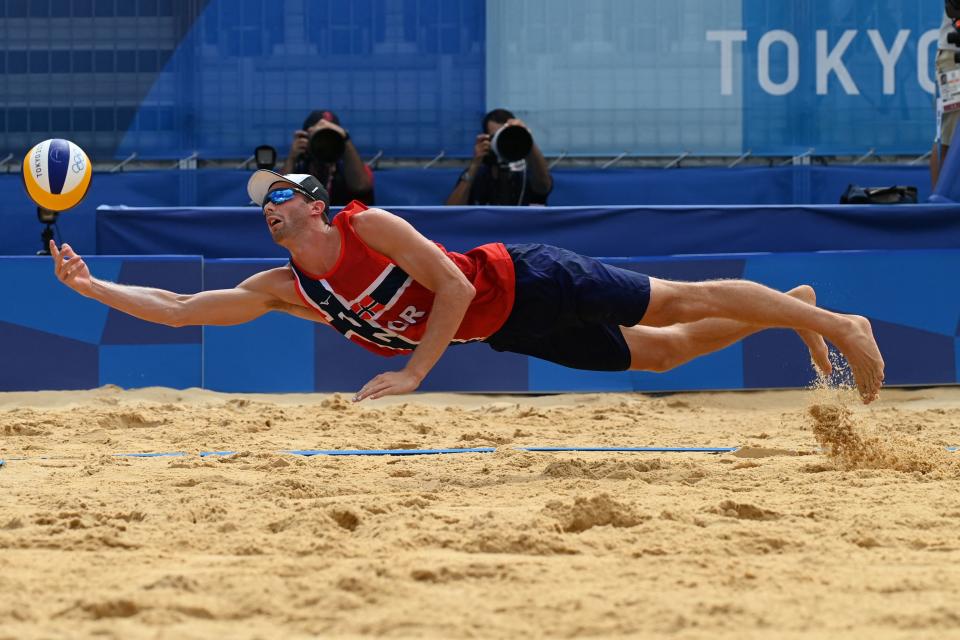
left=787, top=285, right=831, bottom=375
left=830, top=314, right=885, bottom=404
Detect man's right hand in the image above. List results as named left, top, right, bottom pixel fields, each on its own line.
left=51, top=241, right=94, bottom=296
left=472, top=133, right=491, bottom=163
left=288, top=129, right=310, bottom=160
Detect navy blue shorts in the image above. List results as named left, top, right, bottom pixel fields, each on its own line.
left=485, top=244, right=651, bottom=371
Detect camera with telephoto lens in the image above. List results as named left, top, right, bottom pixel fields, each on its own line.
left=308, top=128, right=346, bottom=164
left=949, top=21, right=960, bottom=45
left=484, top=124, right=534, bottom=165
left=948, top=1, right=960, bottom=61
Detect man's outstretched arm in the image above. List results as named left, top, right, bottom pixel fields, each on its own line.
left=51, top=241, right=290, bottom=327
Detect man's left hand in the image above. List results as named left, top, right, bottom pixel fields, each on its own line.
left=506, top=118, right=530, bottom=134
left=353, top=369, right=423, bottom=402
left=308, top=119, right=348, bottom=140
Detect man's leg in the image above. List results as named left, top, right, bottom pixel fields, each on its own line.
left=623, top=285, right=830, bottom=373
left=637, top=278, right=883, bottom=403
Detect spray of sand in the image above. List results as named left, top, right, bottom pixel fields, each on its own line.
left=806, top=350, right=959, bottom=475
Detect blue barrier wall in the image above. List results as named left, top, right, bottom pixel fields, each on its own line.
left=0, top=256, right=202, bottom=391
left=0, top=0, right=943, bottom=159
left=0, top=165, right=936, bottom=256
left=95, top=201, right=960, bottom=260
left=2, top=250, right=956, bottom=393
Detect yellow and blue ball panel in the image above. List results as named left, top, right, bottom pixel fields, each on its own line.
left=22, top=138, right=92, bottom=211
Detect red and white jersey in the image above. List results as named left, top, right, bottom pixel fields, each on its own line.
left=289, top=201, right=515, bottom=357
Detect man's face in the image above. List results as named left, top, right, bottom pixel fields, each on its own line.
left=485, top=120, right=507, bottom=137
left=262, top=181, right=314, bottom=244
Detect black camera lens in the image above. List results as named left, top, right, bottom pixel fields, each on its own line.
left=309, top=129, right=346, bottom=164
left=491, top=125, right=533, bottom=163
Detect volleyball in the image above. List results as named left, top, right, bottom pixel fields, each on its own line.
left=21, top=138, right=92, bottom=211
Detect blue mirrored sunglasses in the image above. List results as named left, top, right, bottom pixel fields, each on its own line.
left=262, top=187, right=308, bottom=207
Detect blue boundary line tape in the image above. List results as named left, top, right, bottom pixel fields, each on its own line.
left=519, top=446, right=739, bottom=453
left=283, top=447, right=497, bottom=456
left=2, top=447, right=954, bottom=464
left=166, top=446, right=743, bottom=457
left=199, top=448, right=497, bottom=457
left=114, top=452, right=187, bottom=458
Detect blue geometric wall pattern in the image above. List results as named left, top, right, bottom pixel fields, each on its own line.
left=100, top=344, right=202, bottom=390
left=0, top=321, right=99, bottom=391
left=0, top=257, right=202, bottom=391
left=1, top=250, right=957, bottom=393
left=742, top=329, right=819, bottom=390
left=202, top=259, right=315, bottom=393
left=101, top=259, right=203, bottom=345
left=870, top=319, right=955, bottom=386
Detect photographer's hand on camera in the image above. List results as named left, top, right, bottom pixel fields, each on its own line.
left=287, top=130, right=310, bottom=163
left=474, top=133, right=492, bottom=163
left=308, top=118, right=349, bottom=141
left=311, top=119, right=372, bottom=195
left=446, top=134, right=490, bottom=205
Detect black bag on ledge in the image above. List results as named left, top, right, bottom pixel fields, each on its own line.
left=840, top=184, right=918, bottom=204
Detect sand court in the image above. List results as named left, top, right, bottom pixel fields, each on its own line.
left=2, top=386, right=960, bottom=638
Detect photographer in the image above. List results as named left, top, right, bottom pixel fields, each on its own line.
left=281, top=110, right=375, bottom=206
left=446, top=109, right=553, bottom=206
left=933, top=2, right=960, bottom=187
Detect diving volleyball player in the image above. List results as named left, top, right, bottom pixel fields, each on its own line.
left=50, top=170, right=885, bottom=403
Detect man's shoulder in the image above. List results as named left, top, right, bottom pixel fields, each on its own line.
left=240, top=266, right=296, bottom=291
left=349, top=206, right=395, bottom=225
left=350, top=207, right=405, bottom=243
